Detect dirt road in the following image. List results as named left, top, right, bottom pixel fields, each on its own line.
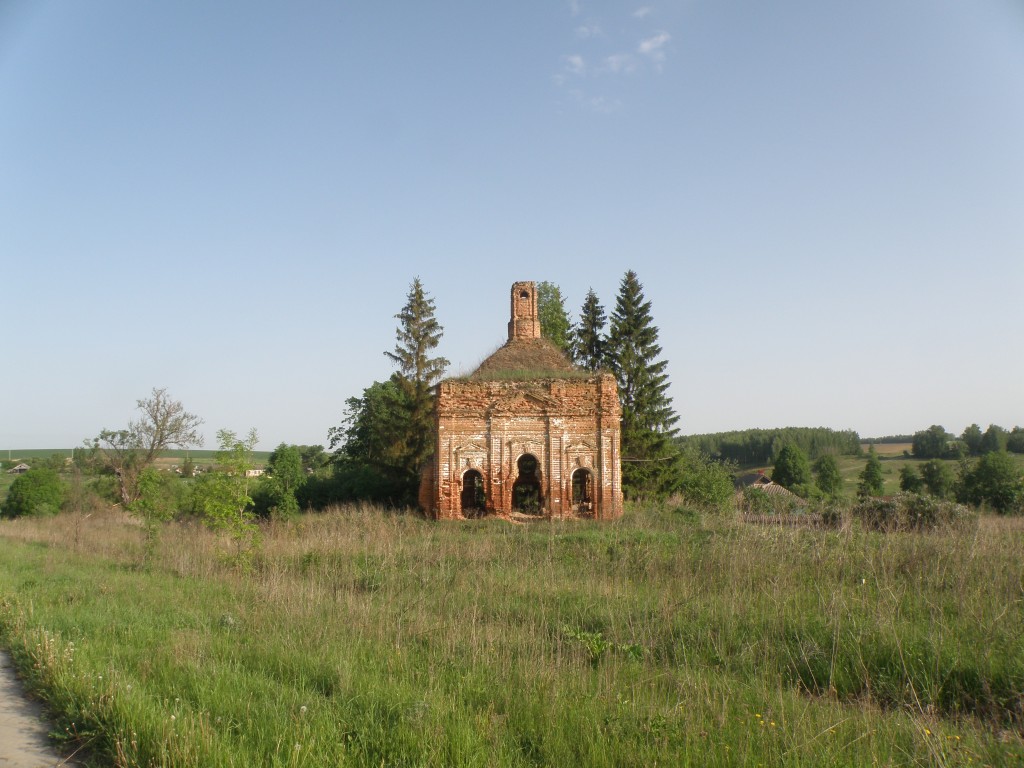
left=0, top=650, right=78, bottom=767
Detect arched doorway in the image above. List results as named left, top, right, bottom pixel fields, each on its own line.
left=460, top=469, right=485, bottom=518
left=571, top=468, right=594, bottom=515
left=512, top=454, right=543, bottom=515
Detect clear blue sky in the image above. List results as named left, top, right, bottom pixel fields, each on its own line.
left=2, top=1, right=1022, bottom=450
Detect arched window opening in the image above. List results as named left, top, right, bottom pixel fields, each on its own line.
left=572, top=468, right=594, bottom=515
left=460, top=469, right=486, bottom=518
left=512, top=454, right=543, bottom=515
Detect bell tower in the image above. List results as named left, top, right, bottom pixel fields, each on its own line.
left=508, top=281, right=541, bottom=340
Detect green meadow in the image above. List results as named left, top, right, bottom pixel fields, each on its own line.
left=0, top=504, right=1021, bottom=766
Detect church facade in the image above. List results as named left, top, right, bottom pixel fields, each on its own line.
left=419, top=282, right=623, bottom=520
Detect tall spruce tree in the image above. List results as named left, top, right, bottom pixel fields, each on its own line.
left=572, top=288, right=607, bottom=372
left=383, top=278, right=450, bottom=482
left=606, top=270, right=680, bottom=498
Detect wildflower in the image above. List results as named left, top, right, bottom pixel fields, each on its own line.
left=170, top=715, right=176, bottom=722
left=295, top=744, right=302, bottom=751
left=300, top=706, right=307, bottom=715
left=924, top=728, right=931, bottom=736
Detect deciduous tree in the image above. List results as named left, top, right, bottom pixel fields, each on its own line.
left=980, top=424, right=1007, bottom=454
left=919, top=459, right=956, bottom=499
left=960, top=451, right=1023, bottom=514
left=263, top=443, right=306, bottom=518
left=95, top=388, right=203, bottom=506
left=911, top=425, right=953, bottom=459
left=537, top=281, right=571, bottom=352
left=899, top=465, right=924, bottom=494
left=677, top=450, right=736, bottom=512
left=194, top=429, right=261, bottom=567
left=128, top=467, right=183, bottom=566
left=773, top=444, right=812, bottom=492
left=1007, top=427, right=1024, bottom=455
left=813, top=454, right=844, bottom=499
left=0, top=468, right=65, bottom=518
left=962, top=423, right=983, bottom=456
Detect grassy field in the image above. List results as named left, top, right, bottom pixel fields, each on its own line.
left=0, top=504, right=1021, bottom=766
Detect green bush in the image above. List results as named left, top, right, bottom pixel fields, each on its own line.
left=675, top=450, right=735, bottom=512
left=741, top=486, right=801, bottom=515
left=852, top=493, right=974, bottom=532
left=1, top=469, right=66, bottom=518
left=960, top=451, right=1024, bottom=514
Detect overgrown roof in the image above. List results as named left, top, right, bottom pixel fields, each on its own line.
left=468, top=337, right=584, bottom=381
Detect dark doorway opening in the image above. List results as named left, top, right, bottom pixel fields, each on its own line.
left=512, top=454, right=543, bottom=515
left=461, top=469, right=485, bottom=518
left=571, top=468, right=594, bottom=515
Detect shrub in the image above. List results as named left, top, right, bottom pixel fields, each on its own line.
left=851, top=493, right=974, bottom=532
left=741, top=486, right=801, bottom=515
left=676, top=450, right=735, bottom=512
left=1, top=469, right=66, bottom=518
left=959, top=451, right=1024, bottom=514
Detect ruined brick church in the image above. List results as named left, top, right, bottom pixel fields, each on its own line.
left=419, top=282, right=623, bottom=520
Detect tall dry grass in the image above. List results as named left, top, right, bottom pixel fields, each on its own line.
left=0, top=503, right=1021, bottom=766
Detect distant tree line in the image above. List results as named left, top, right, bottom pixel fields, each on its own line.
left=911, top=423, right=1024, bottom=459
left=897, top=452, right=1023, bottom=515
left=680, top=427, right=861, bottom=468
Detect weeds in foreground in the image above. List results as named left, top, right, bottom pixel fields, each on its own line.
left=0, top=504, right=1021, bottom=766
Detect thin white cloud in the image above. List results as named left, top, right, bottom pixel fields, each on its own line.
left=638, top=31, right=670, bottom=56
left=602, top=53, right=637, bottom=74
left=563, top=54, right=586, bottom=76
left=569, top=89, right=622, bottom=114
left=638, top=31, right=670, bottom=58
left=555, top=6, right=671, bottom=112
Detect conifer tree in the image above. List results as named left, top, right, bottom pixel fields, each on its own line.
left=328, top=279, right=448, bottom=506
left=571, top=288, right=607, bottom=372
left=384, top=278, right=450, bottom=480
left=606, top=270, right=680, bottom=498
